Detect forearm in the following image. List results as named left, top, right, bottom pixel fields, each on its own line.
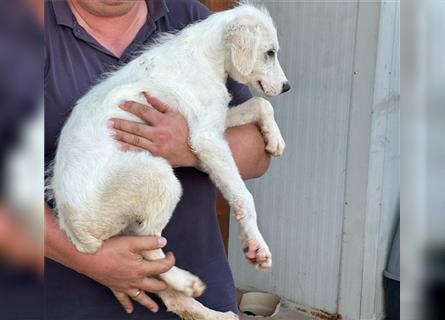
left=225, top=123, right=271, bottom=180
left=45, top=203, right=172, bottom=312
left=44, top=204, right=89, bottom=274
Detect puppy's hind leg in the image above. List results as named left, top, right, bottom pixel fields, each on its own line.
left=158, top=289, right=239, bottom=320
left=58, top=203, right=130, bottom=254
left=141, top=249, right=206, bottom=298
left=126, top=156, right=205, bottom=297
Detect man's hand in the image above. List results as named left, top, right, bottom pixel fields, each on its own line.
left=110, top=92, right=271, bottom=179
left=81, top=235, right=174, bottom=314
left=109, top=92, right=198, bottom=168
left=44, top=206, right=175, bottom=314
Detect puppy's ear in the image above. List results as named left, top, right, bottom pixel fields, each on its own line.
left=225, top=19, right=259, bottom=76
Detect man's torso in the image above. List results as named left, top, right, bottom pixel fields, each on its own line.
left=44, top=1, right=251, bottom=319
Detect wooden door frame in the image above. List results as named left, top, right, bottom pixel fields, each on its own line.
left=200, top=0, right=235, bottom=12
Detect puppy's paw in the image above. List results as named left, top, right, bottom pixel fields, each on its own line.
left=180, top=308, right=238, bottom=320
left=214, top=311, right=239, bottom=320
left=167, top=270, right=206, bottom=298
left=261, top=121, right=285, bottom=157
left=243, top=239, right=272, bottom=270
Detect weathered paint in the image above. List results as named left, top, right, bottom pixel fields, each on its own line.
left=228, top=1, right=400, bottom=320
left=229, top=0, right=358, bottom=314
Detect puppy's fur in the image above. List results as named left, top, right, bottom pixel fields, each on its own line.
left=51, top=4, right=288, bottom=319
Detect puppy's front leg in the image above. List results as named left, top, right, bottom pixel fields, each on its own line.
left=226, top=97, right=285, bottom=156
left=190, top=130, right=272, bottom=269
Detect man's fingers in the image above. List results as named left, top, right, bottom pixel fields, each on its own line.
left=112, top=290, right=134, bottom=314
left=143, top=92, right=169, bottom=113
left=132, top=291, right=159, bottom=313
left=129, top=236, right=167, bottom=253
left=110, top=118, right=155, bottom=140
left=112, top=129, right=153, bottom=151
left=119, top=100, right=162, bottom=124
left=141, top=252, right=175, bottom=276
left=138, top=277, right=168, bottom=293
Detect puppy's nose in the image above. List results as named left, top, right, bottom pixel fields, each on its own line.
left=282, top=82, right=291, bottom=93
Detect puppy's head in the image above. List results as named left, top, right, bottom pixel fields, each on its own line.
left=225, top=5, right=290, bottom=96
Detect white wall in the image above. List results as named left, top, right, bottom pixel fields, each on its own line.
left=357, top=2, right=400, bottom=319
left=228, top=1, right=400, bottom=319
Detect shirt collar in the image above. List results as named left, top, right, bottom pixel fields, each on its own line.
left=147, top=0, right=169, bottom=22
left=52, top=0, right=73, bottom=28
left=51, top=0, right=169, bottom=29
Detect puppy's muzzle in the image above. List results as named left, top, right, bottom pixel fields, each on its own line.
left=282, top=82, right=291, bottom=93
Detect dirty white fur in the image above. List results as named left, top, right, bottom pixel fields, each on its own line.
left=51, top=3, right=288, bottom=319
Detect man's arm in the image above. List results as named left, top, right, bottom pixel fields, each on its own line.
left=110, top=93, right=271, bottom=179
left=226, top=123, right=271, bottom=179
left=45, top=204, right=174, bottom=314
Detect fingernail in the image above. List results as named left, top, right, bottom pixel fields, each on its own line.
left=119, top=102, right=127, bottom=109
left=106, top=119, right=114, bottom=128
left=150, top=307, right=159, bottom=313
left=110, top=130, right=116, bottom=137
left=158, top=237, right=167, bottom=247
left=126, top=308, right=133, bottom=314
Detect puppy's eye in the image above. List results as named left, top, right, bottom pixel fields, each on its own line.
left=266, top=49, right=275, bottom=58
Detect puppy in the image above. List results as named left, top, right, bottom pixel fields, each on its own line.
left=51, top=4, right=289, bottom=319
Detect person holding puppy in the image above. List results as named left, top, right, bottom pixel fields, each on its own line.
left=45, top=0, right=271, bottom=319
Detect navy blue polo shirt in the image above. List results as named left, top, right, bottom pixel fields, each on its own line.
left=44, top=0, right=251, bottom=319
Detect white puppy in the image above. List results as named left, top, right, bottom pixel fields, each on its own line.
left=51, top=3, right=289, bottom=320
